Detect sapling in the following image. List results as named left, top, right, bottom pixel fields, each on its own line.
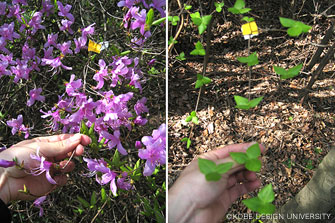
left=198, top=158, right=233, bottom=181
left=273, top=63, right=303, bottom=80
left=279, top=17, right=312, bottom=37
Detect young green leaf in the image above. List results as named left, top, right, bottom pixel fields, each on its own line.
left=234, top=95, right=263, bottom=110
left=242, top=16, right=254, bottom=22
left=190, top=12, right=212, bottom=34
left=205, top=172, right=222, bottom=181
left=279, top=17, right=312, bottom=37
left=184, top=4, right=192, bottom=10
left=101, top=188, right=107, bottom=203
left=198, top=158, right=217, bottom=174
left=168, top=36, right=178, bottom=45
left=145, top=8, right=154, bottom=31
left=216, top=162, right=234, bottom=174
left=258, top=184, right=275, bottom=203
left=245, top=159, right=261, bottom=172
left=176, top=52, right=186, bottom=61
left=237, top=52, right=258, bottom=67
left=181, top=137, right=192, bottom=149
left=214, top=2, right=225, bottom=12
left=246, top=143, right=261, bottom=159
left=228, top=0, right=251, bottom=14
left=152, top=17, right=166, bottom=26
left=229, top=152, right=248, bottom=164
left=168, top=16, right=180, bottom=26
left=190, top=41, right=206, bottom=56
left=90, top=191, right=97, bottom=207
left=195, top=74, right=211, bottom=88
left=77, top=196, right=90, bottom=208
left=243, top=184, right=276, bottom=214
left=274, top=64, right=303, bottom=79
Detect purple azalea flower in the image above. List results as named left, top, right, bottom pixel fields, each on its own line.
left=12, top=0, right=28, bottom=5
left=74, top=37, right=86, bottom=53
left=0, top=2, right=6, bottom=15
left=69, top=98, right=96, bottom=123
left=59, top=19, right=74, bottom=34
left=0, top=37, right=10, bottom=54
left=148, top=59, right=156, bottom=67
left=65, top=74, right=82, bottom=96
left=41, top=47, right=54, bottom=65
left=138, top=123, right=166, bottom=176
left=134, top=116, right=147, bottom=126
left=7, top=4, right=22, bottom=20
left=129, top=7, right=151, bottom=37
left=40, top=109, right=62, bottom=131
left=117, top=0, right=137, bottom=8
left=6, top=114, right=22, bottom=135
left=0, top=159, right=15, bottom=168
left=0, top=60, right=11, bottom=77
left=22, top=42, right=36, bottom=60
left=134, top=97, right=148, bottom=115
left=150, top=0, right=166, bottom=17
left=42, top=56, right=72, bottom=71
left=107, top=130, right=127, bottom=155
left=44, top=33, right=58, bottom=48
left=30, top=147, right=57, bottom=184
left=57, top=41, right=73, bottom=56
left=27, top=88, right=45, bottom=107
left=81, top=23, right=95, bottom=41
left=135, top=141, right=142, bottom=149
left=28, top=12, right=45, bottom=34
left=129, top=71, right=143, bottom=93
left=117, top=172, right=132, bottom=190
left=0, top=22, right=20, bottom=41
left=83, top=158, right=118, bottom=196
left=33, top=196, right=47, bottom=217
left=41, top=0, right=54, bottom=16
left=93, top=59, right=109, bottom=89
left=57, top=1, right=74, bottom=22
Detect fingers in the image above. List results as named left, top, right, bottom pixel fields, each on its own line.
left=37, top=134, right=91, bottom=158
left=226, top=179, right=261, bottom=202
left=54, top=175, right=67, bottom=186
left=59, top=160, right=75, bottom=172
left=227, top=170, right=258, bottom=188
left=202, top=142, right=266, bottom=161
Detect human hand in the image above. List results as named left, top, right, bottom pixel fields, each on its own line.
left=168, top=142, right=266, bottom=223
left=0, top=134, right=91, bottom=204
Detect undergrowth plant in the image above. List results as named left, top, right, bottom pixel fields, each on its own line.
left=0, top=0, right=166, bottom=221
left=169, top=0, right=313, bottom=218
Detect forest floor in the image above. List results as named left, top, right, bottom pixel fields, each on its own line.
left=168, top=0, right=335, bottom=222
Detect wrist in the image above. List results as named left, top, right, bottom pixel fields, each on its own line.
left=0, top=168, right=10, bottom=204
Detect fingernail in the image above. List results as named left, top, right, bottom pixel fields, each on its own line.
left=69, top=134, right=81, bottom=142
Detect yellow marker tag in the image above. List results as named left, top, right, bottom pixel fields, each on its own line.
left=241, top=21, right=259, bottom=40
left=88, top=39, right=101, bottom=54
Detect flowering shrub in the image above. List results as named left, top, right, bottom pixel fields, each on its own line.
left=0, top=0, right=165, bottom=221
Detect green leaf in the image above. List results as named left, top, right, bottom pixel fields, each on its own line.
left=80, top=120, right=88, bottom=135
left=288, top=64, right=303, bottom=76
left=229, top=152, right=248, bottom=164
left=184, top=4, right=192, bottom=10
left=187, top=138, right=191, bottom=148
left=246, top=143, right=261, bottom=159
left=192, top=116, right=199, bottom=124
left=77, top=196, right=90, bottom=208
left=181, top=137, right=192, bottom=148
left=152, top=17, right=166, bottom=26
left=176, top=52, right=186, bottom=61
left=279, top=17, right=296, bottom=27
left=168, top=36, right=178, bottom=45
left=90, top=191, right=97, bottom=207
left=215, top=2, right=225, bottom=12
left=101, top=188, right=107, bottom=203
left=198, top=158, right=216, bottom=174
left=234, top=0, right=245, bottom=9
left=273, top=66, right=287, bottom=76
left=258, top=184, right=275, bottom=203
left=112, top=149, right=120, bottom=167
left=239, top=8, right=251, bottom=14
left=195, top=74, right=211, bottom=88
left=190, top=12, right=202, bottom=26
left=216, top=162, right=233, bottom=174
left=287, top=24, right=302, bottom=37
left=191, top=111, right=196, bottom=116
left=205, top=172, right=222, bottom=181
left=245, top=158, right=261, bottom=172
left=185, top=115, right=192, bottom=122
left=242, top=16, right=254, bottom=22
left=168, top=16, right=179, bottom=26
left=243, top=197, right=275, bottom=214
left=248, top=96, right=264, bottom=108
left=237, top=52, right=258, bottom=67
left=145, top=8, right=154, bottom=31
left=228, top=7, right=239, bottom=14
left=190, top=41, right=206, bottom=56
left=88, top=122, right=95, bottom=136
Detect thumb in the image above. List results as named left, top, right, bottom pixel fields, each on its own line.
left=37, top=134, right=83, bottom=158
